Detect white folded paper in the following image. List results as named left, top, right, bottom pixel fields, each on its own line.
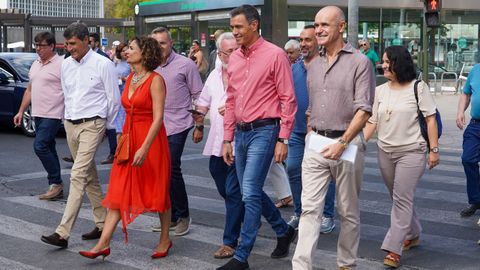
left=306, top=132, right=358, bottom=164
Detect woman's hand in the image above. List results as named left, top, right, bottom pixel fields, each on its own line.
left=428, top=152, right=440, bottom=169
left=132, top=147, right=148, bottom=167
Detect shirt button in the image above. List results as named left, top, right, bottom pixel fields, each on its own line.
left=323, top=89, right=326, bottom=92
left=321, top=104, right=325, bottom=107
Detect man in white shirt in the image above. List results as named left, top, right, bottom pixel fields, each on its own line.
left=41, top=22, right=120, bottom=248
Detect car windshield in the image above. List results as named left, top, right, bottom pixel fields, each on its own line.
left=3, top=54, right=37, bottom=80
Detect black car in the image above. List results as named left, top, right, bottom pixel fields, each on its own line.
left=0, top=53, right=37, bottom=136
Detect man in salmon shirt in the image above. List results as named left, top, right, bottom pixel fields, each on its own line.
left=219, top=4, right=298, bottom=270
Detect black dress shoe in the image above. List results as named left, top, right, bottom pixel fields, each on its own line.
left=216, top=258, right=249, bottom=270
left=460, top=204, right=480, bottom=217
left=41, top=233, right=68, bottom=248
left=81, top=227, right=102, bottom=240
left=62, top=156, right=74, bottom=163
left=271, top=225, right=297, bottom=258
left=100, top=154, right=114, bottom=165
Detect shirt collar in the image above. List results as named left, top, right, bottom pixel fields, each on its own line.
left=76, top=48, right=94, bottom=64
left=37, top=53, right=58, bottom=65
left=241, top=37, right=264, bottom=57
left=162, top=51, right=176, bottom=67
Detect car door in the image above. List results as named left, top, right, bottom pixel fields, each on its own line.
left=0, top=65, right=16, bottom=120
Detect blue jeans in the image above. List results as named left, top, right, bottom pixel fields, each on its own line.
left=168, top=127, right=192, bottom=221
left=234, top=124, right=289, bottom=263
left=209, top=156, right=244, bottom=248
left=286, top=132, right=335, bottom=218
left=462, top=120, right=480, bottom=204
left=33, top=117, right=62, bottom=185
left=105, top=129, right=117, bottom=155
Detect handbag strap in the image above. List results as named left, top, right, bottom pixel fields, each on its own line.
left=413, top=80, right=421, bottom=111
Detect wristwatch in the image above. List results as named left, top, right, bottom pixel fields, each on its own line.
left=277, top=138, right=289, bottom=145
left=430, top=146, right=439, bottom=153
left=223, top=140, right=231, bottom=144
left=195, top=125, right=204, bottom=132
left=338, top=138, right=348, bottom=149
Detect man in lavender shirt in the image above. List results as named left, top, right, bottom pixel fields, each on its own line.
left=151, top=26, right=203, bottom=236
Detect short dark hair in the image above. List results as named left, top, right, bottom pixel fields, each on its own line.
left=230, top=5, right=260, bottom=32
left=304, top=25, right=315, bottom=30
left=130, top=36, right=163, bottom=72
left=34, top=32, right=56, bottom=52
left=115, top=42, right=127, bottom=59
left=89, top=32, right=100, bottom=43
left=63, top=22, right=89, bottom=41
left=384, top=45, right=417, bottom=84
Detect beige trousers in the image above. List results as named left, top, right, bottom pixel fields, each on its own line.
left=292, top=133, right=366, bottom=270
left=378, top=147, right=425, bottom=255
left=55, top=119, right=107, bottom=239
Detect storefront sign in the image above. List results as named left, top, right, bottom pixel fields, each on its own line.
left=201, top=33, right=206, bottom=47
left=138, top=0, right=264, bottom=16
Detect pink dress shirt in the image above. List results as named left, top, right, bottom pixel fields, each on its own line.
left=223, top=37, right=297, bottom=141
left=196, top=63, right=228, bottom=157
left=29, top=54, right=64, bottom=119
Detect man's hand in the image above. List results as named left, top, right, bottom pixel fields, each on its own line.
left=456, top=112, right=465, bottom=130
left=192, top=128, right=203, bottom=143
left=274, top=142, right=288, bottom=163
left=13, top=112, right=22, bottom=127
left=320, top=142, right=345, bottom=160
left=218, top=105, right=226, bottom=116
left=223, top=142, right=234, bottom=166
left=192, top=113, right=204, bottom=123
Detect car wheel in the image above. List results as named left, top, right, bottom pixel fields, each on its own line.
left=21, top=105, right=36, bottom=137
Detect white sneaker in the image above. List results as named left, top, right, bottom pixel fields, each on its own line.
left=320, top=216, right=335, bottom=234
left=287, top=215, right=300, bottom=229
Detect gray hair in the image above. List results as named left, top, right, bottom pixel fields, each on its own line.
left=63, top=22, right=89, bottom=40
left=216, top=32, right=235, bottom=51
left=151, top=26, right=172, bottom=41
left=284, top=39, right=300, bottom=51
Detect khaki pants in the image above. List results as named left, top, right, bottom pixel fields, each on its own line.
left=55, top=119, right=107, bottom=239
left=378, top=148, right=425, bottom=255
left=292, top=133, right=366, bottom=270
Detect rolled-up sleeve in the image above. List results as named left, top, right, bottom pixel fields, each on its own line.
left=223, top=83, right=235, bottom=141
left=353, top=58, right=375, bottom=114
left=275, top=53, right=297, bottom=139
left=186, top=61, right=203, bottom=102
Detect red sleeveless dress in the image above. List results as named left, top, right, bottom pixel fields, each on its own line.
left=103, top=72, right=171, bottom=242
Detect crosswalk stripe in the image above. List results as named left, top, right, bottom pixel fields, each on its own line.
left=1, top=196, right=389, bottom=269
left=0, top=256, right=42, bottom=270
left=0, top=213, right=218, bottom=270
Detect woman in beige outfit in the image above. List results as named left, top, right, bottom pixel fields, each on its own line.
left=364, top=46, right=440, bottom=268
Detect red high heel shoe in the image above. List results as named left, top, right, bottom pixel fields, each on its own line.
left=79, top=247, right=111, bottom=260
left=151, top=241, right=172, bottom=259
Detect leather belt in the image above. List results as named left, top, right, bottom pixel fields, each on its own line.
left=236, top=118, right=280, bottom=131
left=312, top=127, right=345, bottom=138
left=66, top=116, right=102, bottom=125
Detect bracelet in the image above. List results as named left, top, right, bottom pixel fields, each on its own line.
left=223, top=140, right=231, bottom=144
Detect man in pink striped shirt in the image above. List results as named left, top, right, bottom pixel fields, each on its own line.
left=218, top=5, right=297, bottom=270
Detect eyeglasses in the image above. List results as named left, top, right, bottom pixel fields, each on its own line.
left=34, top=43, right=50, bottom=48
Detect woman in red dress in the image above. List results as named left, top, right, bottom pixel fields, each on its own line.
left=79, top=36, right=172, bottom=260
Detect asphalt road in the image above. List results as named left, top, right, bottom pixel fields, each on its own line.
left=0, top=95, right=480, bottom=270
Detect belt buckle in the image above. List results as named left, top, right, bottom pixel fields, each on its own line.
left=323, top=129, right=333, bottom=137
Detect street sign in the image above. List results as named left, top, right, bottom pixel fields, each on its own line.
left=101, top=38, right=108, bottom=47
left=458, top=38, right=467, bottom=49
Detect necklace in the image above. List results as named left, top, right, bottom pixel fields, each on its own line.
left=132, top=71, right=147, bottom=84
left=385, top=86, right=399, bottom=122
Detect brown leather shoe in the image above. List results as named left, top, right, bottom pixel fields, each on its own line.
left=39, top=184, right=63, bottom=201
left=82, top=227, right=102, bottom=240
left=41, top=233, right=68, bottom=248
